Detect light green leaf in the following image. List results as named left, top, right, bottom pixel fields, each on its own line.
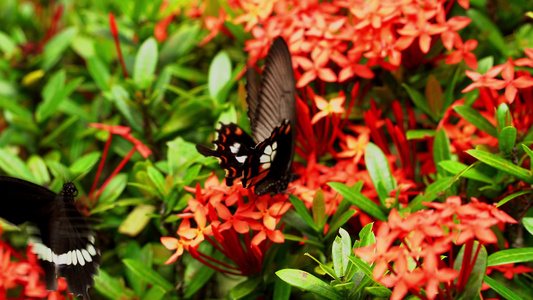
left=42, top=27, right=77, bottom=70
left=498, top=126, right=517, bottom=155
left=0, top=148, right=36, bottom=182
left=118, top=204, right=156, bottom=237
left=487, top=248, right=533, bottom=266
left=365, top=142, right=396, bottom=194
left=467, top=150, right=533, bottom=184
left=276, top=269, right=343, bottom=300
left=329, top=182, right=387, bottom=221
left=208, top=51, right=232, bottom=103
left=134, top=37, right=158, bottom=89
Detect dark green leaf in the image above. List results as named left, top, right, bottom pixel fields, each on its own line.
left=454, top=242, right=487, bottom=300
left=483, top=276, right=522, bottom=300
left=289, top=195, right=319, bottom=232
left=498, top=126, right=517, bottom=155
left=438, top=160, right=494, bottom=184
left=230, top=278, right=262, bottom=299
left=403, top=83, right=436, bottom=121
left=467, top=9, right=508, bottom=56
left=123, top=258, right=174, bottom=291
left=454, top=105, right=498, bottom=137
left=276, top=269, right=343, bottom=300
left=487, top=248, right=533, bottom=266
left=312, top=189, right=326, bottom=230
left=467, top=150, right=533, bottom=184
left=329, top=182, right=387, bottom=221
left=273, top=277, right=291, bottom=300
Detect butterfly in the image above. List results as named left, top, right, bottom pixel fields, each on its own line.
left=0, top=176, right=100, bottom=300
left=196, top=36, right=296, bottom=195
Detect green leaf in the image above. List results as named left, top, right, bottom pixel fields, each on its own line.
left=433, top=129, right=452, bottom=177
left=409, top=177, right=452, bottom=211
left=425, top=75, right=443, bottom=117
left=118, top=204, right=156, bottom=237
left=438, top=160, right=494, bottom=184
left=0, top=148, right=36, bottom=182
left=160, top=23, right=200, bottom=64
left=276, top=269, right=343, bottom=300
left=329, top=182, right=387, bottom=221
left=230, top=278, right=262, bottom=299
left=69, top=151, right=101, bottom=176
left=496, top=103, right=511, bottom=132
left=332, top=228, right=351, bottom=277
left=467, top=149, right=533, bottom=184
left=37, top=73, right=83, bottom=122
left=134, top=37, right=158, bottom=89
left=167, top=137, right=203, bottom=175
left=482, top=276, right=522, bottom=300
left=406, top=129, right=436, bottom=139
left=208, top=50, right=232, bottom=103
left=109, top=85, right=143, bottom=132
left=365, top=286, right=392, bottom=297
left=312, top=189, right=326, bottom=230
left=498, top=126, right=517, bottom=155
left=305, top=253, right=340, bottom=282
left=273, top=277, right=291, bottom=300
left=358, top=223, right=376, bottom=248
left=443, top=67, right=460, bottom=110
left=522, top=144, right=533, bottom=164
left=403, top=83, right=436, bottom=121
left=147, top=166, right=165, bottom=196
left=497, top=190, right=532, bottom=207
left=123, top=258, right=174, bottom=291
left=454, top=105, right=498, bottom=137
left=346, top=256, right=373, bottom=279
left=467, top=9, right=508, bottom=56
left=94, top=269, right=134, bottom=299
left=87, top=56, right=111, bottom=92
left=324, top=209, right=357, bottom=241
left=0, top=31, right=16, bottom=56
left=141, top=286, right=165, bottom=300
left=523, top=218, right=533, bottom=237
left=487, top=248, right=533, bottom=266
left=454, top=242, right=487, bottom=300
left=42, top=27, right=77, bottom=70
left=365, top=142, right=396, bottom=194
left=289, top=195, right=319, bottom=232
left=98, top=173, right=128, bottom=203
left=28, top=155, right=50, bottom=185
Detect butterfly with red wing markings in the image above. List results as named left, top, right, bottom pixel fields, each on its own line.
left=0, top=176, right=100, bottom=300
left=196, top=36, right=296, bottom=195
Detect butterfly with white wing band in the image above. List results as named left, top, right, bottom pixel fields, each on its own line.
left=0, top=176, right=100, bottom=300
left=196, top=37, right=296, bottom=195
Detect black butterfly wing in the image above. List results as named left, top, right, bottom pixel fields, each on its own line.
left=246, top=36, right=296, bottom=147
left=241, top=120, right=294, bottom=195
left=0, top=177, right=99, bottom=299
left=196, top=123, right=256, bottom=186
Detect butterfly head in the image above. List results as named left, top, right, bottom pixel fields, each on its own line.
left=61, top=182, right=79, bottom=200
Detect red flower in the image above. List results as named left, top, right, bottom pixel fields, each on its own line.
left=445, top=38, right=478, bottom=70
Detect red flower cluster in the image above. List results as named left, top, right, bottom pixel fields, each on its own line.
left=197, top=0, right=475, bottom=85
left=354, top=196, right=516, bottom=300
left=161, top=174, right=290, bottom=275
left=0, top=237, right=68, bottom=300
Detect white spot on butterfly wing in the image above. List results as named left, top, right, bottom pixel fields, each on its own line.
left=272, top=150, right=277, bottom=160
left=264, top=145, right=272, bottom=155
left=87, top=244, right=97, bottom=256
left=72, top=250, right=78, bottom=265
left=230, top=143, right=241, bottom=154
left=260, top=154, right=271, bottom=163
left=65, top=251, right=72, bottom=265
left=272, top=142, right=278, bottom=150
left=262, top=163, right=271, bottom=170
left=82, top=249, right=92, bottom=262
left=77, top=250, right=85, bottom=266
left=236, top=156, right=247, bottom=163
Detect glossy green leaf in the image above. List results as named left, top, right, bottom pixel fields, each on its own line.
left=134, top=37, right=158, bottom=89
left=467, top=150, right=533, bottom=184
left=273, top=277, right=291, bottom=300
left=230, top=278, right=262, bottom=299
left=289, top=195, right=319, bottom=232
left=276, top=269, right=343, bottom=300
left=406, top=129, right=436, bottom=139
left=523, top=218, right=533, bottom=237
left=69, top=152, right=101, bottom=176
left=332, top=228, right=351, bottom=277
left=94, top=269, right=134, bottom=299
left=487, top=248, right=533, bottom=266
left=123, top=258, right=173, bottom=291
left=498, top=126, right=517, bottom=154
left=27, top=155, right=50, bottom=185
left=329, top=182, right=387, bottom=221
left=208, top=50, right=232, bottom=103
left=0, top=148, right=36, bottom=182
left=365, top=142, right=396, bottom=194
left=438, top=160, right=494, bottom=184
left=497, top=190, right=532, bottom=207
left=496, top=103, right=511, bottom=132
left=483, top=276, right=522, bottom=300
left=454, top=105, right=498, bottom=137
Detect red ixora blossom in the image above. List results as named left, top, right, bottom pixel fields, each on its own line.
left=354, top=196, right=516, bottom=300
left=161, top=173, right=290, bottom=276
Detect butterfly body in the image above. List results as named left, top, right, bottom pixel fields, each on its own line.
left=0, top=176, right=99, bottom=299
left=197, top=37, right=296, bottom=196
